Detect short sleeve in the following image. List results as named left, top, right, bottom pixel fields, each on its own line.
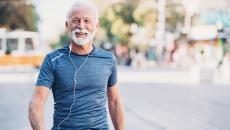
left=36, top=55, right=55, bottom=89
left=107, top=55, right=118, bottom=87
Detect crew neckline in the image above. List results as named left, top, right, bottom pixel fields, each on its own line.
left=67, top=44, right=96, bottom=56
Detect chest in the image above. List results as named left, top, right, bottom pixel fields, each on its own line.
left=53, top=57, right=112, bottom=90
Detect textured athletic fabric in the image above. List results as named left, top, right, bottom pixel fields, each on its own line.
left=36, top=44, right=117, bottom=129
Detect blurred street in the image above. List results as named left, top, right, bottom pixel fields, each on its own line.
left=1, top=0, right=230, bottom=130
left=1, top=67, right=230, bottom=130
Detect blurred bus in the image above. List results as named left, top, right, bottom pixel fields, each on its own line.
left=0, top=29, right=45, bottom=68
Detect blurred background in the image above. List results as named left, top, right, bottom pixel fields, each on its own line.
left=1, top=0, right=230, bottom=130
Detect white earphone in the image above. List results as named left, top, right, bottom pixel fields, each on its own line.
left=57, top=43, right=89, bottom=130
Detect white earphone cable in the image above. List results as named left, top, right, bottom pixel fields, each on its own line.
left=57, top=44, right=89, bottom=130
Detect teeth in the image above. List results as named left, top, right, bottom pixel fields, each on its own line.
left=76, top=33, right=86, bottom=35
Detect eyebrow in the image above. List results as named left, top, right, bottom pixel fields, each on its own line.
left=70, top=17, right=92, bottom=21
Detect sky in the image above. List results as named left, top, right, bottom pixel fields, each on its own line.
left=35, top=0, right=77, bottom=42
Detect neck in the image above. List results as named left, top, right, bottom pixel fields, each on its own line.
left=70, top=42, right=93, bottom=55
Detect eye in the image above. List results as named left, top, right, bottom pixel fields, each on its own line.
left=71, top=19, right=80, bottom=24
left=84, top=19, right=91, bottom=23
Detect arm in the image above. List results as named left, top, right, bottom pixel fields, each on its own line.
left=107, top=84, right=125, bottom=130
left=28, top=86, right=50, bottom=130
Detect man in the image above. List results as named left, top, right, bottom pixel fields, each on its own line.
left=28, top=1, right=125, bottom=130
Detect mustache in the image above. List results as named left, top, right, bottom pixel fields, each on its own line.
left=72, top=28, right=89, bottom=34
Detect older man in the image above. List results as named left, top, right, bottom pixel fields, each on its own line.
left=28, top=1, right=125, bottom=130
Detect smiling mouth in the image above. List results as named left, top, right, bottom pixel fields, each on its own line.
left=75, top=32, right=87, bottom=38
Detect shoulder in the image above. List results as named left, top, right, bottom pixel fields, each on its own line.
left=94, top=47, right=116, bottom=61
left=45, top=46, right=69, bottom=62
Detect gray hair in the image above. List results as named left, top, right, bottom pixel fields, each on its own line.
left=66, top=0, right=99, bottom=23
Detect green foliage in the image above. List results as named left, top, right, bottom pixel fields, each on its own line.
left=99, top=0, right=184, bottom=47
left=51, top=33, right=69, bottom=49
left=114, top=3, right=135, bottom=24
left=100, top=2, right=137, bottom=45
left=165, top=1, right=184, bottom=32
left=53, top=0, right=185, bottom=48
left=0, top=0, right=39, bottom=31
left=133, top=2, right=157, bottom=26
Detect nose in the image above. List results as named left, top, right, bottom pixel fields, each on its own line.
left=78, top=19, right=85, bottom=29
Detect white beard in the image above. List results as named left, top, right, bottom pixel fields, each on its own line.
left=70, top=28, right=96, bottom=46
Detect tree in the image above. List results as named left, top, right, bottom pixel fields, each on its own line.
left=100, top=0, right=158, bottom=46
left=100, top=1, right=137, bottom=45
left=53, top=0, right=185, bottom=49
left=0, top=0, right=39, bottom=31
left=165, top=0, right=184, bottom=32
left=51, top=33, right=68, bottom=49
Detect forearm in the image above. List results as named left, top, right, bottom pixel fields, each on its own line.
left=28, top=101, right=46, bottom=130
left=109, top=98, right=125, bottom=130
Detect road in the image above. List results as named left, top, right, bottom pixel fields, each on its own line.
left=121, top=82, right=230, bottom=130
left=0, top=67, right=230, bottom=130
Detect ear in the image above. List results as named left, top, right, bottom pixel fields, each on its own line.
left=65, top=21, right=69, bottom=29
left=65, top=21, right=70, bottom=33
left=95, top=21, right=100, bottom=30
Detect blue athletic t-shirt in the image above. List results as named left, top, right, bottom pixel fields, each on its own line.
left=36, top=44, right=117, bottom=130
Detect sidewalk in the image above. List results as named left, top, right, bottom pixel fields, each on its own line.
left=118, top=66, right=230, bottom=85
left=0, top=66, right=189, bottom=84
left=118, top=66, right=191, bottom=84
left=0, top=65, right=229, bottom=85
